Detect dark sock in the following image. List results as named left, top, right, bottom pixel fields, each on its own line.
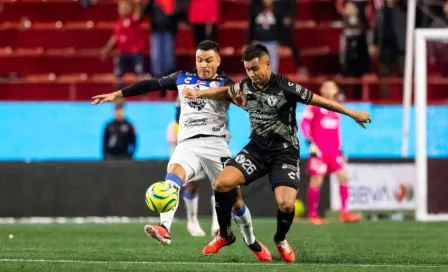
left=214, top=189, right=236, bottom=240
left=247, top=240, right=262, bottom=252
left=274, top=208, right=295, bottom=243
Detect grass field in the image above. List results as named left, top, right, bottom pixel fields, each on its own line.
left=1, top=218, right=448, bottom=271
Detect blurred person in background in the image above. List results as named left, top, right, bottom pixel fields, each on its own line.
left=277, top=0, right=307, bottom=77
left=337, top=0, right=377, bottom=28
left=188, top=0, right=219, bottom=46
left=166, top=96, right=180, bottom=154
left=103, top=101, right=137, bottom=160
left=341, top=1, right=369, bottom=99
left=100, top=0, right=146, bottom=90
left=428, top=1, right=448, bottom=76
left=300, top=80, right=361, bottom=225
left=249, top=0, right=281, bottom=73
left=369, top=0, right=407, bottom=98
left=143, top=0, right=188, bottom=93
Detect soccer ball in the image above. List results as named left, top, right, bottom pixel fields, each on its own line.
left=145, top=181, right=178, bottom=213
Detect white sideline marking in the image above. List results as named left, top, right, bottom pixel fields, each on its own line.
left=0, top=259, right=446, bottom=268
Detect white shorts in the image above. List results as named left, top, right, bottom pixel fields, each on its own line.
left=168, top=136, right=231, bottom=185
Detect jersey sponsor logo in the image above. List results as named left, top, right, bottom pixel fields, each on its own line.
left=282, top=164, right=297, bottom=171
left=288, top=172, right=296, bottom=180
left=187, top=97, right=207, bottom=111
left=267, top=95, right=279, bottom=106
left=288, top=81, right=294, bottom=87
left=210, top=81, right=220, bottom=88
left=212, top=126, right=221, bottom=132
left=248, top=109, right=276, bottom=121
left=296, top=84, right=308, bottom=100
left=184, top=117, right=208, bottom=127
left=184, top=77, right=192, bottom=84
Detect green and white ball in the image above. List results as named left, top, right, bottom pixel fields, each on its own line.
left=145, top=181, right=178, bottom=213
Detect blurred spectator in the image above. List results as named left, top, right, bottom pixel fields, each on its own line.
left=341, top=1, right=369, bottom=99
left=103, top=101, right=137, bottom=160
left=166, top=97, right=180, bottom=154
left=143, top=0, right=186, bottom=80
left=100, top=1, right=146, bottom=90
left=370, top=0, right=407, bottom=98
left=337, top=0, right=377, bottom=27
left=188, top=0, right=219, bottom=46
left=428, top=1, right=448, bottom=76
left=277, top=0, right=307, bottom=76
left=249, top=0, right=281, bottom=73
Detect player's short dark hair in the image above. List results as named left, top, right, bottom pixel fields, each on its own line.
left=197, top=40, right=220, bottom=54
left=241, top=43, right=269, bottom=61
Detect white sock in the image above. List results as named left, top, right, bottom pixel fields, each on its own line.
left=232, top=204, right=256, bottom=245
left=211, top=194, right=218, bottom=229
left=159, top=180, right=181, bottom=232
left=183, top=192, right=198, bottom=222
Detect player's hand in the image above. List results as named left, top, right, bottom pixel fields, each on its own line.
left=309, top=142, right=321, bottom=157
left=91, top=92, right=117, bottom=105
left=350, top=111, right=372, bottom=128
left=182, top=87, right=199, bottom=99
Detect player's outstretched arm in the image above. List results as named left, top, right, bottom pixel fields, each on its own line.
left=92, top=79, right=163, bottom=105
left=309, top=94, right=372, bottom=128
left=92, top=72, right=179, bottom=105
left=183, top=86, right=231, bottom=101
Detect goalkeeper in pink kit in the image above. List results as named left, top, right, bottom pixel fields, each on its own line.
left=300, top=80, right=361, bottom=225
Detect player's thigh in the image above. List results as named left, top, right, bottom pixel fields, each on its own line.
left=168, top=143, right=203, bottom=182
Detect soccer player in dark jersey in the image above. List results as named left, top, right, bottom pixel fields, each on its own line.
left=183, top=43, right=371, bottom=262
left=92, top=41, right=272, bottom=262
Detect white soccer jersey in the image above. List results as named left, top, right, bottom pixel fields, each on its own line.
left=159, top=70, right=232, bottom=143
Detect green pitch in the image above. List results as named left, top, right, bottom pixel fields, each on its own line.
left=1, top=219, right=448, bottom=271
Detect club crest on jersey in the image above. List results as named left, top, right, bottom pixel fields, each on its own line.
left=267, top=95, right=279, bottom=106
left=235, top=154, right=246, bottom=164
left=210, top=81, right=220, bottom=88
left=187, top=97, right=207, bottom=111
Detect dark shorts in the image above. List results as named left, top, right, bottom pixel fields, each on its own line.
left=114, top=53, right=145, bottom=78
left=227, top=140, right=300, bottom=190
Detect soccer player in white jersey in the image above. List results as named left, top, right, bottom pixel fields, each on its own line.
left=92, top=40, right=272, bottom=262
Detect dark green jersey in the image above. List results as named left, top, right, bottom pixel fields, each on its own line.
left=229, top=73, right=314, bottom=149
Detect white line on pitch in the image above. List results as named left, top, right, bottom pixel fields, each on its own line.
left=0, top=259, right=447, bottom=268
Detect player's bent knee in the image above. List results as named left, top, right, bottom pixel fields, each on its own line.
left=213, top=181, right=233, bottom=193
left=167, top=163, right=187, bottom=182
left=276, top=196, right=296, bottom=213
left=278, top=201, right=295, bottom=213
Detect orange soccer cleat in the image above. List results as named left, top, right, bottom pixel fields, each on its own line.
left=275, top=240, right=296, bottom=263
left=202, top=234, right=236, bottom=255
left=247, top=240, right=272, bottom=262
left=308, top=216, right=327, bottom=225
left=339, top=212, right=362, bottom=223
left=144, top=224, right=171, bottom=246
